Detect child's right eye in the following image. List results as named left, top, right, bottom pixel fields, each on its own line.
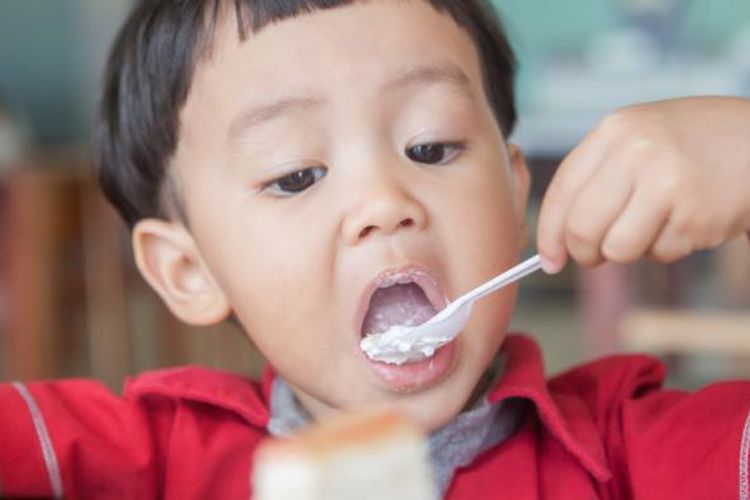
left=264, top=167, right=327, bottom=196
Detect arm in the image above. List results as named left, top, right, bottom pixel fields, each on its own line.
left=552, top=355, right=750, bottom=499
left=537, top=96, right=750, bottom=272
left=0, top=379, right=162, bottom=497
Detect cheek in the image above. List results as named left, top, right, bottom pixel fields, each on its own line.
left=233, top=229, right=327, bottom=324
left=441, top=166, right=521, bottom=268
left=460, top=166, right=520, bottom=350
left=218, top=230, right=333, bottom=369
left=191, top=198, right=333, bottom=344
left=431, top=161, right=521, bottom=352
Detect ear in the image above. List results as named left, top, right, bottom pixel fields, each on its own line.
left=507, top=143, right=531, bottom=250
left=132, top=219, right=231, bottom=326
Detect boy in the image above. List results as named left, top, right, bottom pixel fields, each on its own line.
left=2, top=0, right=750, bottom=497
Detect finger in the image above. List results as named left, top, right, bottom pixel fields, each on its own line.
left=601, top=186, right=671, bottom=263
left=648, top=217, right=694, bottom=263
left=537, top=125, right=615, bottom=272
left=564, top=160, right=634, bottom=267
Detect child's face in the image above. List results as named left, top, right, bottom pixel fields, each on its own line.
left=164, top=0, right=528, bottom=431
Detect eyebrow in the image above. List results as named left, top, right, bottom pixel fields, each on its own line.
left=228, top=96, right=322, bottom=142
left=383, top=62, right=472, bottom=95
left=228, top=62, right=472, bottom=141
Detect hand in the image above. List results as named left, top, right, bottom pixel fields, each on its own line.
left=537, top=96, right=750, bottom=274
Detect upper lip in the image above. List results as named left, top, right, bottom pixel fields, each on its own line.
left=354, top=265, right=448, bottom=339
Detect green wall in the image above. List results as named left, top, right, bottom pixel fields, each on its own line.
left=0, top=1, right=748, bottom=145
left=0, top=1, right=82, bottom=144
left=493, top=1, right=750, bottom=109
left=495, top=0, right=750, bottom=63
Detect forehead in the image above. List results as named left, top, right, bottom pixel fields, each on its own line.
left=189, top=0, right=484, bottom=108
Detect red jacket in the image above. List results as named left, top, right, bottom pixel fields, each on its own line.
left=1, top=334, right=749, bottom=499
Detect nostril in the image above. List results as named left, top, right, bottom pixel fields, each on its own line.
left=357, top=218, right=415, bottom=241
left=359, top=226, right=375, bottom=239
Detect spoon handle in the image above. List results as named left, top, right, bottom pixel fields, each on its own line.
left=453, top=255, right=543, bottom=308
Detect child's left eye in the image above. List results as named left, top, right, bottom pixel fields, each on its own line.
left=405, top=142, right=465, bottom=165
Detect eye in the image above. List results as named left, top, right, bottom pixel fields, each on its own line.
left=265, top=167, right=327, bottom=195
left=405, top=142, right=465, bottom=165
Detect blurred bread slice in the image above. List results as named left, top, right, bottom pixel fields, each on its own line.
left=253, top=411, right=435, bottom=500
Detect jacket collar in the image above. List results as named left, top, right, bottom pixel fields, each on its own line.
left=489, top=334, right=611, bottom=482
left=125, top=365, right=273, bottom=428
left=125, top=334, right=610, bottom=482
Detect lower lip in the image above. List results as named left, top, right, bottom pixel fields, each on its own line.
left=361, top=340, right=457, bottom=393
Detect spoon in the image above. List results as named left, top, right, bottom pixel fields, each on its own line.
left=360, top=254, right=543, bottom=365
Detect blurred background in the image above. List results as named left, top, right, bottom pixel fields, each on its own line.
left=0, top=0, right=748, bottom=390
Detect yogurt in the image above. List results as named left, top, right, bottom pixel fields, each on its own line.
left=360, top=325, right=451, bottom=365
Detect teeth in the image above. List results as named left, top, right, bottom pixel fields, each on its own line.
left=378, top=274, right=414, bottom=288
left=380, top=276, right=396, bottom=288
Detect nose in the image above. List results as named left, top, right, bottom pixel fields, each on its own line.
left=341, top=172, right=427, bottom=246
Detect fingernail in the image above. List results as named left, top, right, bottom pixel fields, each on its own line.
left=540, top=256, right=561, bottom=275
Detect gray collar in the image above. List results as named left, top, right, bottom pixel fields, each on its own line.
left=267, top=368, right=526, bottom=498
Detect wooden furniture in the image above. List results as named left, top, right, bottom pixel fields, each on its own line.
left=0, top=153, right=262, bottom=389
left=621, top=309, right=750, bottom=356
left=0, top=154, right=129, bottom=385
left=615, top=237, right=750, bottom=371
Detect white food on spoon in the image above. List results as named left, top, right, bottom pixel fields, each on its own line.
left=360, top=325, right=449, bottom=365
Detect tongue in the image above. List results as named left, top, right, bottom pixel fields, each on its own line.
left=362, top=283, right=437, bottom=336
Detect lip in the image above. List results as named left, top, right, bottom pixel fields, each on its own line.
left=359, top=340, right=458, bottom=393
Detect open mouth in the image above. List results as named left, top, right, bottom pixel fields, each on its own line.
left=353, top=268, right=456, bottom=390
left=356, top=268, right=456, bottom=390
left=361, top=282, right=437, bottom=336
left=359, top=269, right=446, bottom=344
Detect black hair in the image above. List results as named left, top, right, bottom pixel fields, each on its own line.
left=94, top=0, right=517, bottom=228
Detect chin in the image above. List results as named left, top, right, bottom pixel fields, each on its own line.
left=377, top=372, right=476, bottom=433
left=400, top=393, right=468, bottom=433
left=363, top=342, right=499, bottom=433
